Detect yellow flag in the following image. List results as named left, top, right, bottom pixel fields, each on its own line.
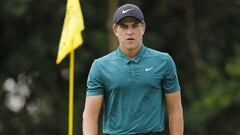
left=56, top=0, right=84, bottom=64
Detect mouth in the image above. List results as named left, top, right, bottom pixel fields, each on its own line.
left=126, top=38, right=134, bottom=41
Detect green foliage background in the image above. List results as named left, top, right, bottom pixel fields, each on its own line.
left=1, top=0, right=240, bottom=135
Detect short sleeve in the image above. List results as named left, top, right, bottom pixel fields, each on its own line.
left=86, top=60, right=104, bottom=96
left=162, top=54, right=180, bottom=93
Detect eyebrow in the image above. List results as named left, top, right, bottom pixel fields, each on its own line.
left=118, top=21, right=140, bottom=26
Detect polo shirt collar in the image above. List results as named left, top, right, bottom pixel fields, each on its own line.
left=116, top=45, right=146, bottom=64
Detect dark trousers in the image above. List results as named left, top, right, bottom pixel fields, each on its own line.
left=135, top=131, right=165, bottom=135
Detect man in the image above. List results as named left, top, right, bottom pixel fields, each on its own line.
left=83, top=3, right=184, bottom=135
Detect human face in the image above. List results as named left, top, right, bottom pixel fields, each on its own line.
left=113, top=17, right=145, bottom=56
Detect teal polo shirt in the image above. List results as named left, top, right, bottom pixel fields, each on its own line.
left=86, top=45, right=180, bottom=135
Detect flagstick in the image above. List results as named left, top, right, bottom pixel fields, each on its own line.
left=68, top=50, right=74, bottom=135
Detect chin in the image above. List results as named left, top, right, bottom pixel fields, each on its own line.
left=126, top=46, right=138, bottom=51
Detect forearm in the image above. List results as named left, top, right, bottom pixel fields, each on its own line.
left=82, top=112, right=99, bottom=135
left=168, top=110, right=184, bottom=135
left=82, top=95, right=103, bottom=135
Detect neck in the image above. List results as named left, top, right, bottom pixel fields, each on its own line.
left=120, top=45, right=142, bottom=58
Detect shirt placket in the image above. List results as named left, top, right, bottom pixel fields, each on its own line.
left=129, top=60, right=136, bottom=79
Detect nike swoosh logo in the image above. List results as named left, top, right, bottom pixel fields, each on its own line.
left=122, top=9, right=133, bottom=14
left=145, top=67, right=153, bottom=71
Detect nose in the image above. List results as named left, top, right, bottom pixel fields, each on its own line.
left=126, top=27, right=134, bottom=35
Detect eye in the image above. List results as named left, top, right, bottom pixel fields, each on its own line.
left=132, top=24, right=140, bottom=28
left=120, top=25, right=128, bottom=29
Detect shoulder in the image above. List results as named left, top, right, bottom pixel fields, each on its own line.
left=93, top=51, right=117, bottom=65
left=145, top=47, right=172, bottom=61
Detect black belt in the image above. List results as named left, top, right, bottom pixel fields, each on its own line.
left=135, top=131, right=165, bottom=135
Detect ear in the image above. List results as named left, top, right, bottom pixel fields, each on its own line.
left=141, top=23, right=146, bottom=35
left=112, top=24, right=118, bottom=36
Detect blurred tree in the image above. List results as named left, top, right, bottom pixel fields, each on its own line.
left=107, top=0, right=118, bottom=51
